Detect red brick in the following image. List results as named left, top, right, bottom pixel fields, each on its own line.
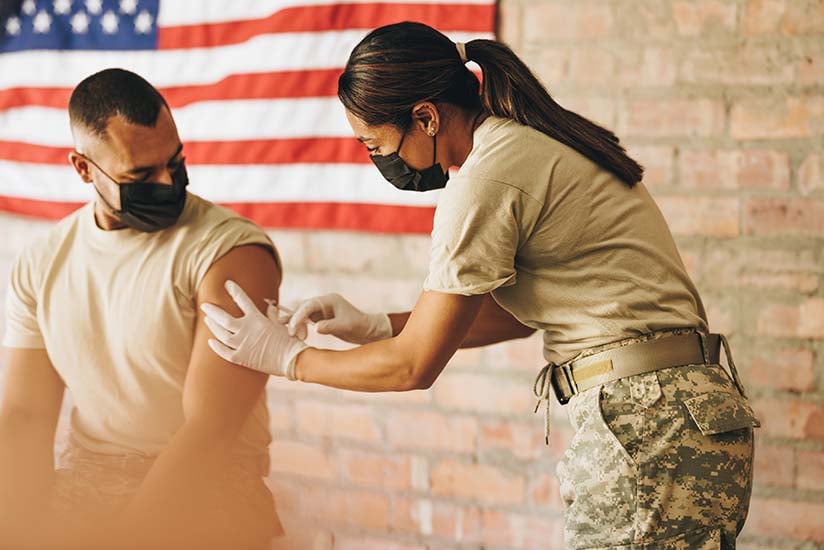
left=497, top=2, right=522, bottom=51
left=799, top=154, right=823, bottom=195
left=783, top=0, right=824, bottom=34
left=295, top=400, right=381, bottom=443
left=391, top=498, right=481, bottom=542
left=527, top=473, right=566, bottom=511
left=337, top=448, right=412, bottom=490
left=744, top=0, right=786, bottom=35
left=523, top=3, right=613, bottom=42
left=266, top=393, right=294, bottom=434
left=751, top=398, right=824, bottom=440
left=430, top=460, right=525, bottom=505
left=620, top=99, right=725, bottom=138
left=796, top=450, right=824, bottom=491
left=679, top=150, right=790, bottom=190
left=746, top=497, right=824, bottom=540
left=386, top=410, right=478, bottom=453
left=705, top=296, right=738, bottom=336
left=478, top=420, right=546, bottom=461
left=298, top=487, right=390, bottom=531
left=657, top=197, right=740, bottom=238
left=753, top=440, right=796, bottom=487
left=704, top=246, right=821, bottom=293
left=615, top=48, right=677, bottom=87
left=756, top=298, right=824, bottom=339
left=744, top=198, right=824, bottom=236
left=628, top=146, right=674, bottom=187
left=481, top=510, right=564, bottom=548
left=433, top=372, right=531, bottom=415
left=268, top=440, right=335, bottom=479
left=682, top=46, right=794, bottom=86
left=566, top=48, right=615, bottom=85
left=799, top=44, right=824, bottom=85
left=673, top=1, right=738, bottom=35
left=745, top=347, right=816, bottom=392
left=334, top=536, right=425, bottom=550
left=679, top=248, right=702, bottom=285
left=556, top=94, right=616, bottom=129
left=524, top=48, right=568, bottom=86
left=269, top=522, right=334, bottom=550
left=731, top=96, right=824, bottom=139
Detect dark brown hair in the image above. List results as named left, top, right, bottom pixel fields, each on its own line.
left=338, top=22, right=643, bottom=186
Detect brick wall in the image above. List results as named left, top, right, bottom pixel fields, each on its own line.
left=1, top=0, right=822, bottom=548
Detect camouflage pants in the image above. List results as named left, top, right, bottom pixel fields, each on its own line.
left=556, top=334, right=757, bottom=549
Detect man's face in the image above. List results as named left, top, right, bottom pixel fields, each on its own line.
left=70, top=106, right=184, bottom=216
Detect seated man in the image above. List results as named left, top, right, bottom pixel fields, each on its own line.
left=0, top=68, right=282, bottom=549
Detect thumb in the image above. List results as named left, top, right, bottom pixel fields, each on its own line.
left=314, top=319, right=341, bottom=335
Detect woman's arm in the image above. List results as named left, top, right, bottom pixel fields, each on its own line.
left=387, top=294, right=535, bottom=348
left=295, top=290, right=485, bottom=392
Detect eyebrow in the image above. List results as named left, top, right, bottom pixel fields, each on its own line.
left=125, top=143, right=184, bottom=176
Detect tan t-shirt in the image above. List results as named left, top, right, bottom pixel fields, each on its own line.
left=3, top=193, right=277, bottom=460
left=424, top=116, right=707, bottom=364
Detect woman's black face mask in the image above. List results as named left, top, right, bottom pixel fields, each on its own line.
left=370, top=128, right=448, bottom=192
left=82, top=154, right=189, bottom=232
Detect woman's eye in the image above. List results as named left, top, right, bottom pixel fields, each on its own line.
left=366, top=146, right=378, bottom=153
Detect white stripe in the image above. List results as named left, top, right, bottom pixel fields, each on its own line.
left=158, top=0, right=495, bottom=26
left=0, top=30, right=492, bottom=89
left=0, top=161, right=442, bottom=206
left=0, top=98, right=355, bottom=146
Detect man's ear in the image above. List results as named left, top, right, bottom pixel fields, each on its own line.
left=68, top=151, right=93, bottom=183
left=411, top=102, right=440, bottom=136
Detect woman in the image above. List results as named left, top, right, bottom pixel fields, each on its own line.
left=202, top=22, right=758, bottom=549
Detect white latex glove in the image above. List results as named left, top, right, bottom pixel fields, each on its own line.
left=280, top=293, right=392, bottom=345
left=200, top=280, right=308, bottom=379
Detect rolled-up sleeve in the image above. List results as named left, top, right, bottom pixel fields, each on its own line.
left=423, top=176, right=540, bottom=296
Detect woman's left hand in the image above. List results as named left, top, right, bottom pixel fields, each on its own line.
left=200, top=280, right=308, bottom=378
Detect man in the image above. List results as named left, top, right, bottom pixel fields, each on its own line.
left=0, top=68, right=282, bottom=549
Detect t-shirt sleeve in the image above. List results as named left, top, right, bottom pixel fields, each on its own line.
left=188, top=216, right=280, bottom=295
left=2, top=251, right=45, bottom=349
left=423, top=176, right=541, bottom=296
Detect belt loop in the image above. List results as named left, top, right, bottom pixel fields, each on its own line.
left=697, top=331, right=711, bottom=365
left=533, top=364, right=554, bottom=445
left=719, top=334, right=748, bottom=398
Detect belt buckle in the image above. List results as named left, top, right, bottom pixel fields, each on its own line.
left=551, top=363, right=578, bottom=405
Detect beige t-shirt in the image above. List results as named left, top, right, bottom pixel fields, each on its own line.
left=424, top=116, right=707, bottom=364
left=3, top=193, right=277, bottom=460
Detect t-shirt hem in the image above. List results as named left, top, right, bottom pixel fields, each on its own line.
left=1, top=334, right=46, bottom=349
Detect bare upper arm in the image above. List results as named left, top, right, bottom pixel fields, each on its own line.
left=184, top=244, right=280, bottom=440
left=0, top=348, right=64, bottom=427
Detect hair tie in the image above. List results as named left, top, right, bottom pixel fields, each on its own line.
left=455, top=42, right=468, bottom=64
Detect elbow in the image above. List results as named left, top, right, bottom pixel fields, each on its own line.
left=400, top=360, right=442, bottom=391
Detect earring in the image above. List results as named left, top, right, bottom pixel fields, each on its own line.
left=428, top=129, right=436, bottom=136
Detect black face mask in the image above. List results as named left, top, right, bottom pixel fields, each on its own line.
left=370, top=129, right=448, bottom=192
left=84, top=155, right=189, bottom=232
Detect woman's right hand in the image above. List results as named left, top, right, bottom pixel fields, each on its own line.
left=281, top=293, right=393, bottom=345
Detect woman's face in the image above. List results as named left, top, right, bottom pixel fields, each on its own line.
left=345, top=108, right=437, bottom=171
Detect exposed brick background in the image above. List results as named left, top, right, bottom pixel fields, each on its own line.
left=1, top=0, right=822, bottom=548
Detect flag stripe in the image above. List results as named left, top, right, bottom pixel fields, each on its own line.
left=157, top=3, right=495, bottom=49
left=0, top=138, right=371, bottom=166
left=0, top=162, right=441, bottom=205
left=0, top=196, right=436, bottom=233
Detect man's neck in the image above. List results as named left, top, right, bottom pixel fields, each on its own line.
left=93, top=201, right=127, bottom=231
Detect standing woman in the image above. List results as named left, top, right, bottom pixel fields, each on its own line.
left=202, top=22, right=758, bottom=549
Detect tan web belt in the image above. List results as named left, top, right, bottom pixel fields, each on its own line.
left=533, top=332, right=747, bottom=444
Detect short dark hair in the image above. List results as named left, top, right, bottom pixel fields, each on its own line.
left=68, top=68, right=168, bottom=136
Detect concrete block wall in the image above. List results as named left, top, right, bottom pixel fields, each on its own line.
left=0, top=0, right=822, bottom=547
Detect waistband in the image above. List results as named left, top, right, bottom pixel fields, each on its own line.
left=533, top=329, right=747, bottom=445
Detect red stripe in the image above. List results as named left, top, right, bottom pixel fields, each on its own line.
left=0, top=69, right=342, bottom=111
left=158, top=3, right=496, bottom=49
left=0, top=137, right=370, bottom=165
left=0, top=196, right=435, bottom=234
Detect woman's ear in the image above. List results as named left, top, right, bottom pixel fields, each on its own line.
left=411, top=102, right=440, bottom=136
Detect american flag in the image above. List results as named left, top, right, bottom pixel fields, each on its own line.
left=0, top=0, right=496, bottom=233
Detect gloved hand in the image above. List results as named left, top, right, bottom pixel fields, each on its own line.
left=280, top=293, right=393, bottom=345
left=200, top=280, right=308, bottom=379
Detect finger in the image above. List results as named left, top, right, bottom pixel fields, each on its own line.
left=277, top=310, right=293, bottom=324
left=204, top=316, right=238, bottom=349
left=200, top=303, right=241, bottom=333
left=289, top=300, right=324, bottom=333
left=295, top=323, right=308, bottom=341
left=208, top=338, right=238, bottom=364
left=314, top=319, right=337, bottom=335
left=224, top=280, right=259, bottom=316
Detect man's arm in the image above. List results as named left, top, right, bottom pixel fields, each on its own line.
left=120, top=244, right=279, bottom=548
left=387, top=294, right=535, bottom=347
left=0, top=348, right=65, bottom=538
